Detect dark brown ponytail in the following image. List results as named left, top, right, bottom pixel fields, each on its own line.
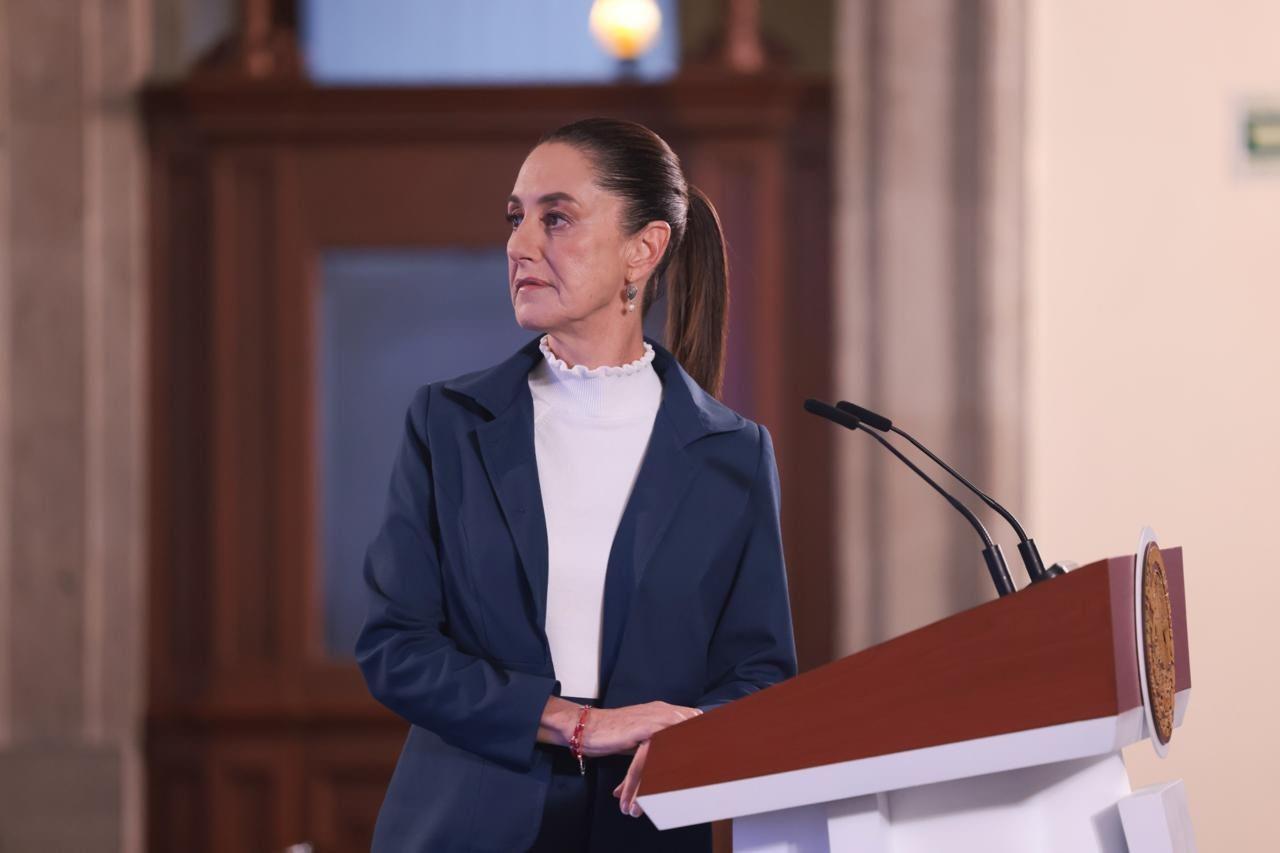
left=664, top=185, right=729, bottom=400
left=535, top=118, right=730, bottom=398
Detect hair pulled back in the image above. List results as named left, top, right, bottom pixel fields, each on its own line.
left=536, top=117, right=730, bottom=399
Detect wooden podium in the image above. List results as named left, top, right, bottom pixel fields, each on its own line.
left=637, top=547, right=1194, bottom=852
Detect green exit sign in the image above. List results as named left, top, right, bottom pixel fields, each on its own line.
left=1245, top=111, right=1280, bottom=159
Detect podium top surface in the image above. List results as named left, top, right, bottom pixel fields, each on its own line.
left=641, top=547, right=1190, bottom=799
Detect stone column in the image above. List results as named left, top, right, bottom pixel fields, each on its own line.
left=0, top=1, right=226, bottom=850
left=833, top=0, right=1029, bottom=654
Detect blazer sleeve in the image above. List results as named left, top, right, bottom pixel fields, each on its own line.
left=694, top=422, right=799, bottom=713
left=354, top=384, right=560, bottom=772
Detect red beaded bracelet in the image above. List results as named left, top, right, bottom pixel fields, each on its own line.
left=569, top=704, right=590, bottom=775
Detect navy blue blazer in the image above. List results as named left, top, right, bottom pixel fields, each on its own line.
left=355, top=332, right=798, bottom=852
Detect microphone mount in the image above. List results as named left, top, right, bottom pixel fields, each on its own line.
left=804, top=399, right=1017, bottom=597
left=834, top=401, right=1063, bottom=584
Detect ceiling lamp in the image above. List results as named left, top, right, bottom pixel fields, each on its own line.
left=588, top=0, right=663, bottom=61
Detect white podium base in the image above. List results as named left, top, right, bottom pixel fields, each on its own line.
left=732, top=751, right=1191, bottom=853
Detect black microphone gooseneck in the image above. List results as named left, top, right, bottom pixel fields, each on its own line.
left=834, top=401, right=1062, bottom=583
left=803, top=399, right=1017, bottom=597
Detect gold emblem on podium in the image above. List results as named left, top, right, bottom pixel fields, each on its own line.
left=1135, top=528, right=1176, bottom=755
left=1142, top=542, right=1176, bottom=744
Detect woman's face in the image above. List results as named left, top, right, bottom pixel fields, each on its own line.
left=506, top=142, right=658, bottom=333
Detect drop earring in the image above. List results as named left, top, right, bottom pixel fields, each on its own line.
left=625, top=281, right=638, bottom=312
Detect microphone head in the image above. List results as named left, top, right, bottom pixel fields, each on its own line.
left=836, top=401, right=892, bottom=432
left=804, top=398, right=861, bottom=430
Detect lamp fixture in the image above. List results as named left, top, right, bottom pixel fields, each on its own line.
left=588, top=0, right=663, bottom=61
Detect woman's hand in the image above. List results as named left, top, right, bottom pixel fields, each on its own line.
left=581, top=701, right=702, bottom=757
left=538, top=698, right=702, bottom=756
left=613, top=740, right=650, bottom=818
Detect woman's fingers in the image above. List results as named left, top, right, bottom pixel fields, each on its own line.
left=619, top=741, right=650, bottom=817
left=635, top=702, right=705, bottom=740
left=615, top=711, right=693, bottom=816
left=617, top=761, right=637, bottom=813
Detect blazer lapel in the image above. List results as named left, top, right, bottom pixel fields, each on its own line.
left=624, top=405, right=700, bottom=594
left=473, top=387, right=550, bottom=630
left=445, top=335, right=551, bottom=630
left=597, top=401, right=701, bottom=695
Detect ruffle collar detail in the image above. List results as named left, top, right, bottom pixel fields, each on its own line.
left=537, top=334, right=655, bottom=378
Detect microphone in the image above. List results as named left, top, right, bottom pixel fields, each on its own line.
left=835, top=401, right=1062, bottom=583
left=803, top=399, right=1017, bottom=597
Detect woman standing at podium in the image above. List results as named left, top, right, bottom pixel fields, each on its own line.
left=355, top=117, right=798, bottom=852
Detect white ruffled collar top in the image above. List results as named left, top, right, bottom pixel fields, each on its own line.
left=528, top=333, right=661, bottom=420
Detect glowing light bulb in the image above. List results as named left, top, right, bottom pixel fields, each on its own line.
left=588, top=0, right=663, bottom=61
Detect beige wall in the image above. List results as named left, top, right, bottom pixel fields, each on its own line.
left=1027, top=1, right=1280, bottom=848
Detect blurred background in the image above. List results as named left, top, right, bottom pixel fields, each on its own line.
left=0, top=0, right=1276, bottom=850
